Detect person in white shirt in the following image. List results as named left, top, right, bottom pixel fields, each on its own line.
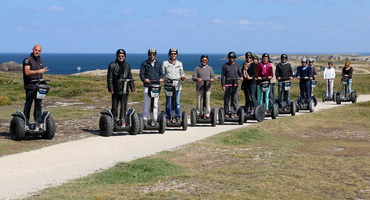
left=323, top=61, right=336, bottom=98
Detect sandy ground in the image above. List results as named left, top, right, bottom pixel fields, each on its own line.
left=0, top=95, right=369, bottom=200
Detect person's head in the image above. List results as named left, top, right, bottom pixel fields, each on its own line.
left=253, top=55, right=259, bottom=64
left=200, top=54, right=209, bottom=66
left=262, top=53, right=269, bottom=64
left=116, top=49, right=126, bottom=61
left=148, top=48, right=157, bottom=61
left=32, top=45, right=42, bottom=57
left=309, top=58, right=314, bottom=65
left=345, top=60, right=351, bottom=68
left=301, top=57, right=307, bottom=66
left=328, top=61, right=333, bottom=68
left=281, top=54, right=288, bottom=62
left=245, top=52, right=253, bottom=62
left=228, top=51, right=236, bottom=63
left=168, top=48, right=178, bottom=60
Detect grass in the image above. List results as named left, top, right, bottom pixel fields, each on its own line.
left=28, top=102, right=370, bottom=200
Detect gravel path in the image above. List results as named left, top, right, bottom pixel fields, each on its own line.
left=0, top=95, right=369, bottom=200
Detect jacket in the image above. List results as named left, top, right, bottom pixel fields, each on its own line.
left=162, top=60, right=185, bottom=90
left=23, top=53, right=44, bottom=90
left=323, top=67, right=336, bottom=79
left=107, top=61, right=135, bottom=95
left=275, top=62, right=293, bottom=81
left=140, top=59, right=164, bottom=87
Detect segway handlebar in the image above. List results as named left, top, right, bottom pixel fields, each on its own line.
left=31, top=79, right=50, bottom=84
left=118, top=79, right=135, bottom=82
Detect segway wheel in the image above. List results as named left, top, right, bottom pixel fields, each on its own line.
left=129, top=113, right=140, bottom=135
left=254, top=105, right=265, bottom=122
left=309, top=100, right=314, bottom=113
left=181, top=111, right=188, bottom=131
left=42, top=116, right=55, bottom=139
left=190, top=108, right=197, bottom=127
left=271, top=104, right=278, bottom=119
left=312, top=96, right=318, bottom=107
left=335, top=93, right=341, bottom=105
left=351, top=91, right=357, bottom=103
left=237, top=107, right=244, bottom=125
left=99, top=114, right=114, bottom=136
left=294, top=100, right=299, bottom=112
left=210, top=108, right=217, bottom=127
left=290, top=101, right=296, bottom=116
left=218, top=107, right=225, bottom=125
left=322, top=94, right=325, bottom=102
left=10, top=116, right=25, bottom=141
left=158, top=113, right=166, bottom=134
left=137, top=113, right=144, bottom=134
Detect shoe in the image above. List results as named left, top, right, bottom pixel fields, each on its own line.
left=35, top=125, right=40, bottom=131
left=251, top=110, right=255, bottom=115
left=231, top=114, right=238, bottom=118
left=151, top=121, right=155, bottom=126
left=121, top=122, right=126, bottom=127
left=225, top=114, right=229, bottom=118
left=39, top=123, right=44, bottom=130
left=176, top=119, right=181, bottom=123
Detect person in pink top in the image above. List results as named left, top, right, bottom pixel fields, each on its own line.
left=255, top=53, right=273, bottom=110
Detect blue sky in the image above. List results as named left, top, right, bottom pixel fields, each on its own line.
left=1, top=0, right=369, bottom=54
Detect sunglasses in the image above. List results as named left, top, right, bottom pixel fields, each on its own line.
left=170, top=53, right=177, bottom=55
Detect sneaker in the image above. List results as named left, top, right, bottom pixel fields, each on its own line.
left=39, top=123, right=44, bottom=130
left=35, top=125, right=40, bottom=131
left=121, top=122, right=126, bottom=127
left=176, top=119, right=181, bottom=123
left=231, top=114, right=238, bottom=118
left=151, top=121, right=155, bottom=126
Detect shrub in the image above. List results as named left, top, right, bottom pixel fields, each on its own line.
left=0, top=96, right=12, bottom=106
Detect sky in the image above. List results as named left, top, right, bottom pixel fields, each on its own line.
left=1, top=0, right=370, bottom=54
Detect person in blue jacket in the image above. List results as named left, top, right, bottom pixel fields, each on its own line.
left=296, top=58, right=312, bottom=105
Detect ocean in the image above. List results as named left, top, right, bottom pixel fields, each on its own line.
left=0, top=53, right=245, bottom=75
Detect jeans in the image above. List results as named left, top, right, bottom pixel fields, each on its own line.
left=142, top=87, right=159, bottom=121
left=224, top=86, right=238, bottom=114
left=111, top=93, right=129, bottom=122
left=166, top=90, right=181, bottom=119
left=243, top=83, right=257, bottom=109
left=23, top=89, right=43, bottom=124
left=269, top=83, right=276, bottom=105
left=277, top=81, right=290, bottom=108
left=257, top=85, right=270, bottom=110
left=343, top=79, right=353, bottom=95
left=299, top=81, right=311, bottom=104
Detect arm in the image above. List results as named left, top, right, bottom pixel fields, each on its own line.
left=127, top=64, right=135, bottom=93
left=107, top=64, right=113, bottom=93
left=192, top=67, right=199, bottom=82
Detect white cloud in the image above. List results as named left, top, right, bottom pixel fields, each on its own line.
left=168, top=9, right=197, bottom=16
left=118, top=9, right=133, bottom=15
left=46, top=6, right=63, bottom=11
left=238, top=20, right=250, bottom=28
left=212, top=18, right=224, bottom=24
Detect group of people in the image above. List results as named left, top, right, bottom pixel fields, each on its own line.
left=22, top=45, right=354, bottom=128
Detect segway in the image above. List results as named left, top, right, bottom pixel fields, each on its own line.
left=277, top=78, right=296, bottom=116
left=258, top=78, right=278, bottom=120
left=164, top=79, right=187, bottom=130
left=241, top=104, right=265, bottom=123
left=311, top=80, right=318, bottom=107
left=99, top=79, right=141, bottom=136
left=10, top=79, right=55, bottom=141
left=294, top=78, right=314, bottom=113
left=335, top=77, right=357, bottom=104
left=138, top=80, right=166, bottom=134
left=322, top=79, right=335, bottom=102
left=190, top=79, right=217, bottom=127
left=218, top=78, right=244, bottom=125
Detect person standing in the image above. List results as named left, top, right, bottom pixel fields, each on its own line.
left=192, top=55, right=215, bottom=118
left=23, top=45, right=49, bottom=130
left=107, top=49, right=135, bottom=127
left=296, top=58, right=312, bottom=105
left=275, top=54, right=293, bottom=109
left=162, top=48, right=186, bottom=122
left=342, top=60, right=353, bottom=94
left=221, top=51, right=243, bottom=118
left=140, top=48, right=164, bottom=126
left=269, top=57, right=277, bottom=106
left=241, top=52, right=257, bottom=112
left=323, top=61, right=336, bottom=98
left=255, top=53, right=273, bottom=110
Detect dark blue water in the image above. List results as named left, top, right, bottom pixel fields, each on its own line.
left=0, top=53, right=245, bottom=75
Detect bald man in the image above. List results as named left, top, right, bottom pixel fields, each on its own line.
left=23, top=45, right=49, bottom=129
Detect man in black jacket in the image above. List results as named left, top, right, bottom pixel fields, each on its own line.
left=107, top=49, right=135, bottom=127
left=275, top=54, right=293, bottom=109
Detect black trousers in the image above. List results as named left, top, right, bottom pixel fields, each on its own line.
left=224, top=86, right=238, bottom=114
left=111, top=93, right=129, bottom=122
left=23, top=89, right=43, bottom=124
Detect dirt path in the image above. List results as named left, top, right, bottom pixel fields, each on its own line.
left=1, top=95, right=369, bottom=200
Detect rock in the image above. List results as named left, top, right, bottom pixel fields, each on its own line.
left=0, top=61, right=22, bottom=72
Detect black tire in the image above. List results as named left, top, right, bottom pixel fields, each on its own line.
left=309, top=100, right=314, bottom=113
left=312, top=96, right=318, bottom=107
left=322, top=94, right=325, bottom=102
left=294, top=100, right=299, bottom=112
left=99, top=114, right=114, bottom=136
left=218, top=107, right=224, bottom=125
left=158, top=113, right=166, bottom=134
left=237, top=107, right=244, bottom=125
left=10, top=116, right=25, bottom=141
left=271, top=104, right=278, bottom=119
left=42, top=116, right=55, bottom=139
left=190, top=108, right=197, bottom=127
left=137, top=113, right=144, bottom=134
left=129, top=113, right=140, bottom=135
left=255, top=105, right=265, bottom=122
left=290, top=102, right=296, bottom=116
left=181, top=111, right=188, bottom=131
left=351, top=91, right=357, bottom=103
left=210, top=108, right=217, bottom=127
left=336, top=93, right=341, bottom=105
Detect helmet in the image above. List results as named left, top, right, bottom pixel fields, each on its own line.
left=228, top=51, right=236, bottom=59
left=262, top=53, right=269, bottom=58
left=309, top=58, right=315, bottom=63
left=268, top=58, right=273, bottom=63
left=253, top=55, right=259, bottom=61
left=168, top=48, right=178, bottom=56
left=116, top=49, right=126, bottom=57
left=148, top=48, right=157, bottom=55
left=301, top=57, right=307, bottom=63
left=245, top=52, right=253, bottom=58
left=200, top=54, right=209, bottom=61
left=281, top=54, right=288, bottom=60
left=328, top=61, right=333, bottom=65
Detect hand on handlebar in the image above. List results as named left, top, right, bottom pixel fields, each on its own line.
left=181, top=76, right=186, bottom=81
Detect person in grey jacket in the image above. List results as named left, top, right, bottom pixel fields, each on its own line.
left=107, top=49, right=135, bottom=127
